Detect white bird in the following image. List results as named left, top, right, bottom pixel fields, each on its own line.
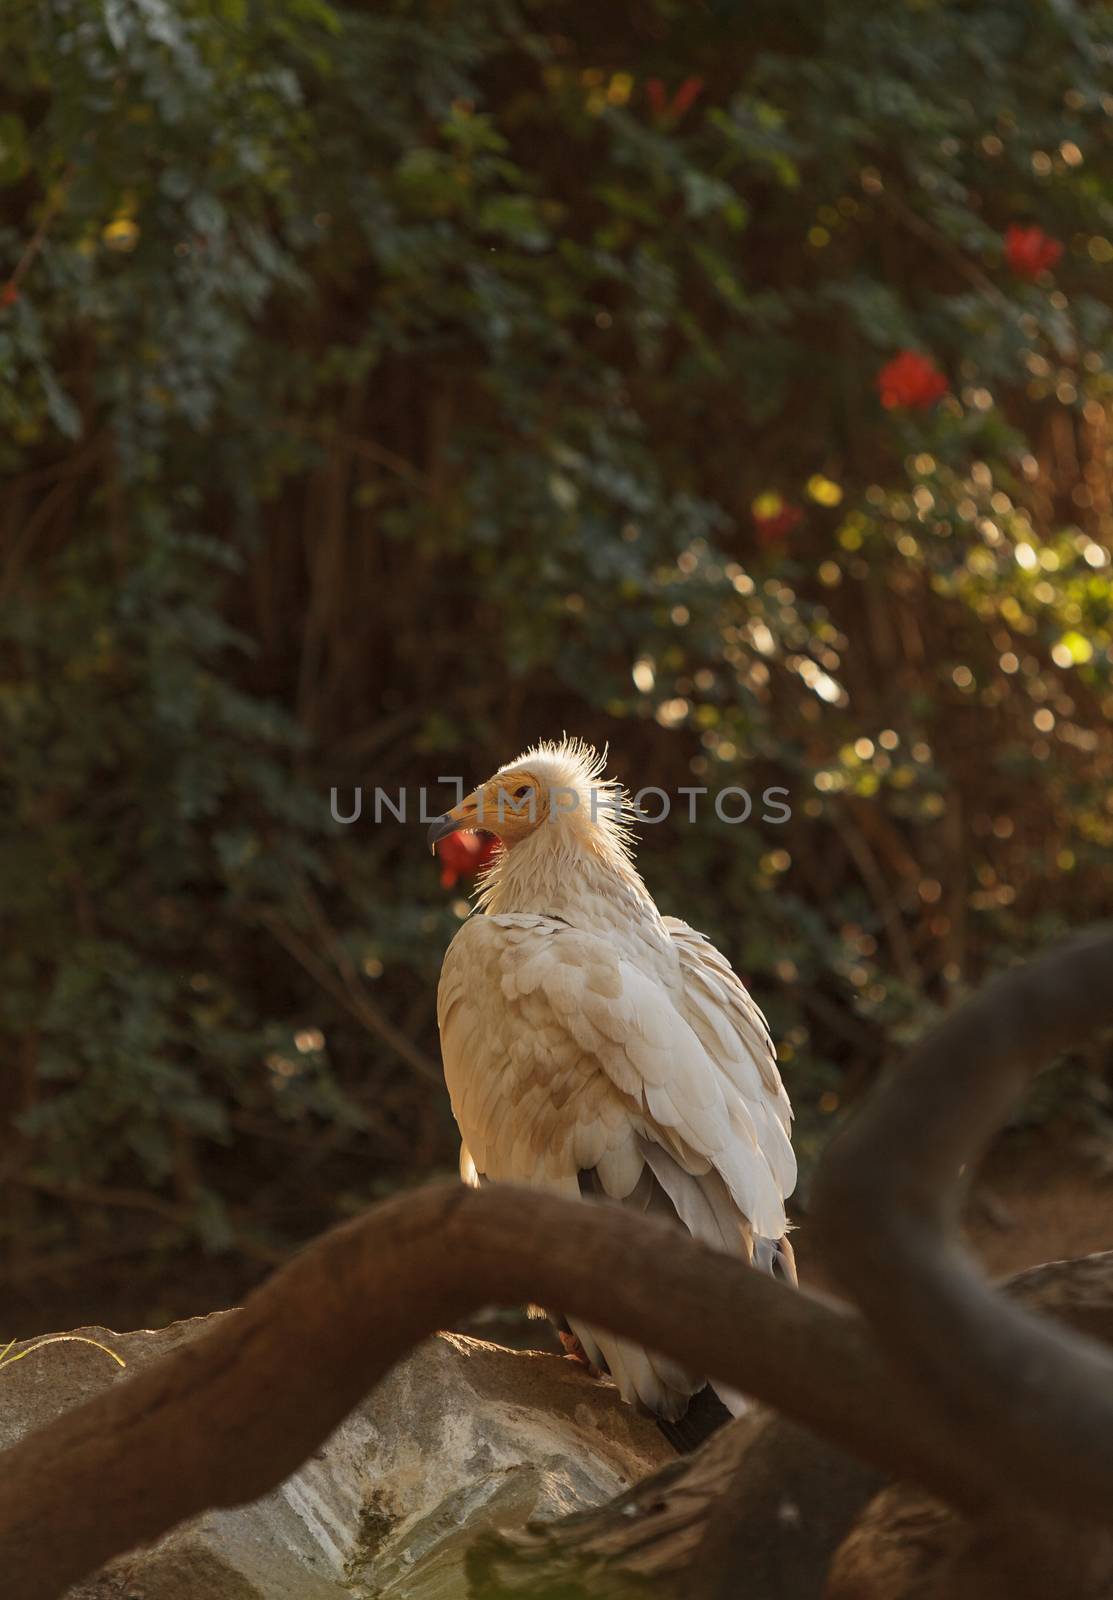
left=429, top=738, right=796, bottom=1422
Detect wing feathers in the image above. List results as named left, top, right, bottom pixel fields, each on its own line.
left=639, top=1140, right=752, bottom=1259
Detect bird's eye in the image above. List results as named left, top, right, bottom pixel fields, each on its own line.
left=512, top=785, right=531, bottom=799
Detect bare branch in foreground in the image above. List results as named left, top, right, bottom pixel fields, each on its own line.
left=0, top=1179, right=948, bottom=1600
left=812, top=923, right=1113, bottom=1525
left=0, top=927, right=1110, bottom=1600
left=468, top=1251, right=1113, bottom=1600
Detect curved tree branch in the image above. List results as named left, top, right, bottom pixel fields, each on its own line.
left=811, top=923, right=1113, bottom=1524
left=0, top=1183, right=982, bottom=1600
left=1, top=927, right=1111, bottom=1600
left=469, top=1251, right=1113, bottom=1600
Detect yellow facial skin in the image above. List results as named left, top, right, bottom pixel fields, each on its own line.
left=445, top=770, right=549, bottom=846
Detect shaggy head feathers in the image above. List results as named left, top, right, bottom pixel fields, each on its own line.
left=471, top=737, right=646, bottom=912
left=493, top=736, right=636, bottom=855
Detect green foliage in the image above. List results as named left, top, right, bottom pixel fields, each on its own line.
left=1, top=0, right=1112, bottom=1274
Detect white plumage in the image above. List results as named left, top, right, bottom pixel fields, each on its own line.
left=432, top=738, right=796, bottom=1421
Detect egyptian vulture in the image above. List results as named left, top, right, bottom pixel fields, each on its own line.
left=429, top=738, right=796, bottom=1423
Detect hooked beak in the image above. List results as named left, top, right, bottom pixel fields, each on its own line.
left=427, top=813, right=465, bottom=853
left=428, top=788, right=485, bottom=853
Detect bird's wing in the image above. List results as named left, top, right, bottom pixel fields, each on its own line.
left=437, top=910, right=793, bottom=1240
left=661, top=914, right=797, bottom=1214
left=437, top=911, right=630, bottom=1193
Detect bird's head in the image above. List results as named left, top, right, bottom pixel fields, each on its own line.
left=427, top=738, right=633, bottom=862
left=427, top=767, right=550, bottom=852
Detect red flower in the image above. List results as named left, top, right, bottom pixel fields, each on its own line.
left=645, top=76, right=704, bottom=122
left=0, top=282, right=19, bottom=307
left=436, top=830, right=501, bottom=889
left=645, top=78, right=669, bottom=117
left=752, top=493, right=803, bottom=545
left=876, top=350, right=949, bottom=411
left=670, top=77, right=705, bottom=118
left=1004, top=223, right=1063, bottom=281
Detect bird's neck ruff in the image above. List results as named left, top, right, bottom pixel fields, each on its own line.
left=473, top=740, right=661, bottom=929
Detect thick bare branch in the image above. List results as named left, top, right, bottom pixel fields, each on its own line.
left=469, top=1250, right=1113, bottom=1600
left=812, top=923, right=1113, bottom=1524
left=0, top=1182, right=978, bottom=1600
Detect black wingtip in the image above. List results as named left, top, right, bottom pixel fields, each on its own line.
left=655, top=1385, right=733, bottom=1453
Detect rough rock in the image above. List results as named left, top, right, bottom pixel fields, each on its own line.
left=0, top=1317, right=672, bottom=1599
left=824, top=1483, right=1113, bottom=1600
left=472, top=1403, right=884, bottom=1600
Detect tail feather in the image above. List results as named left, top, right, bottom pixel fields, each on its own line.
left=656, top=1384, right=732, bottom=1452
left=638, top=1139, right=753, bottom=1259
left=753, top=1231, right=797, bottom=1285
left=549, top=1152, right=795, bottom=1430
